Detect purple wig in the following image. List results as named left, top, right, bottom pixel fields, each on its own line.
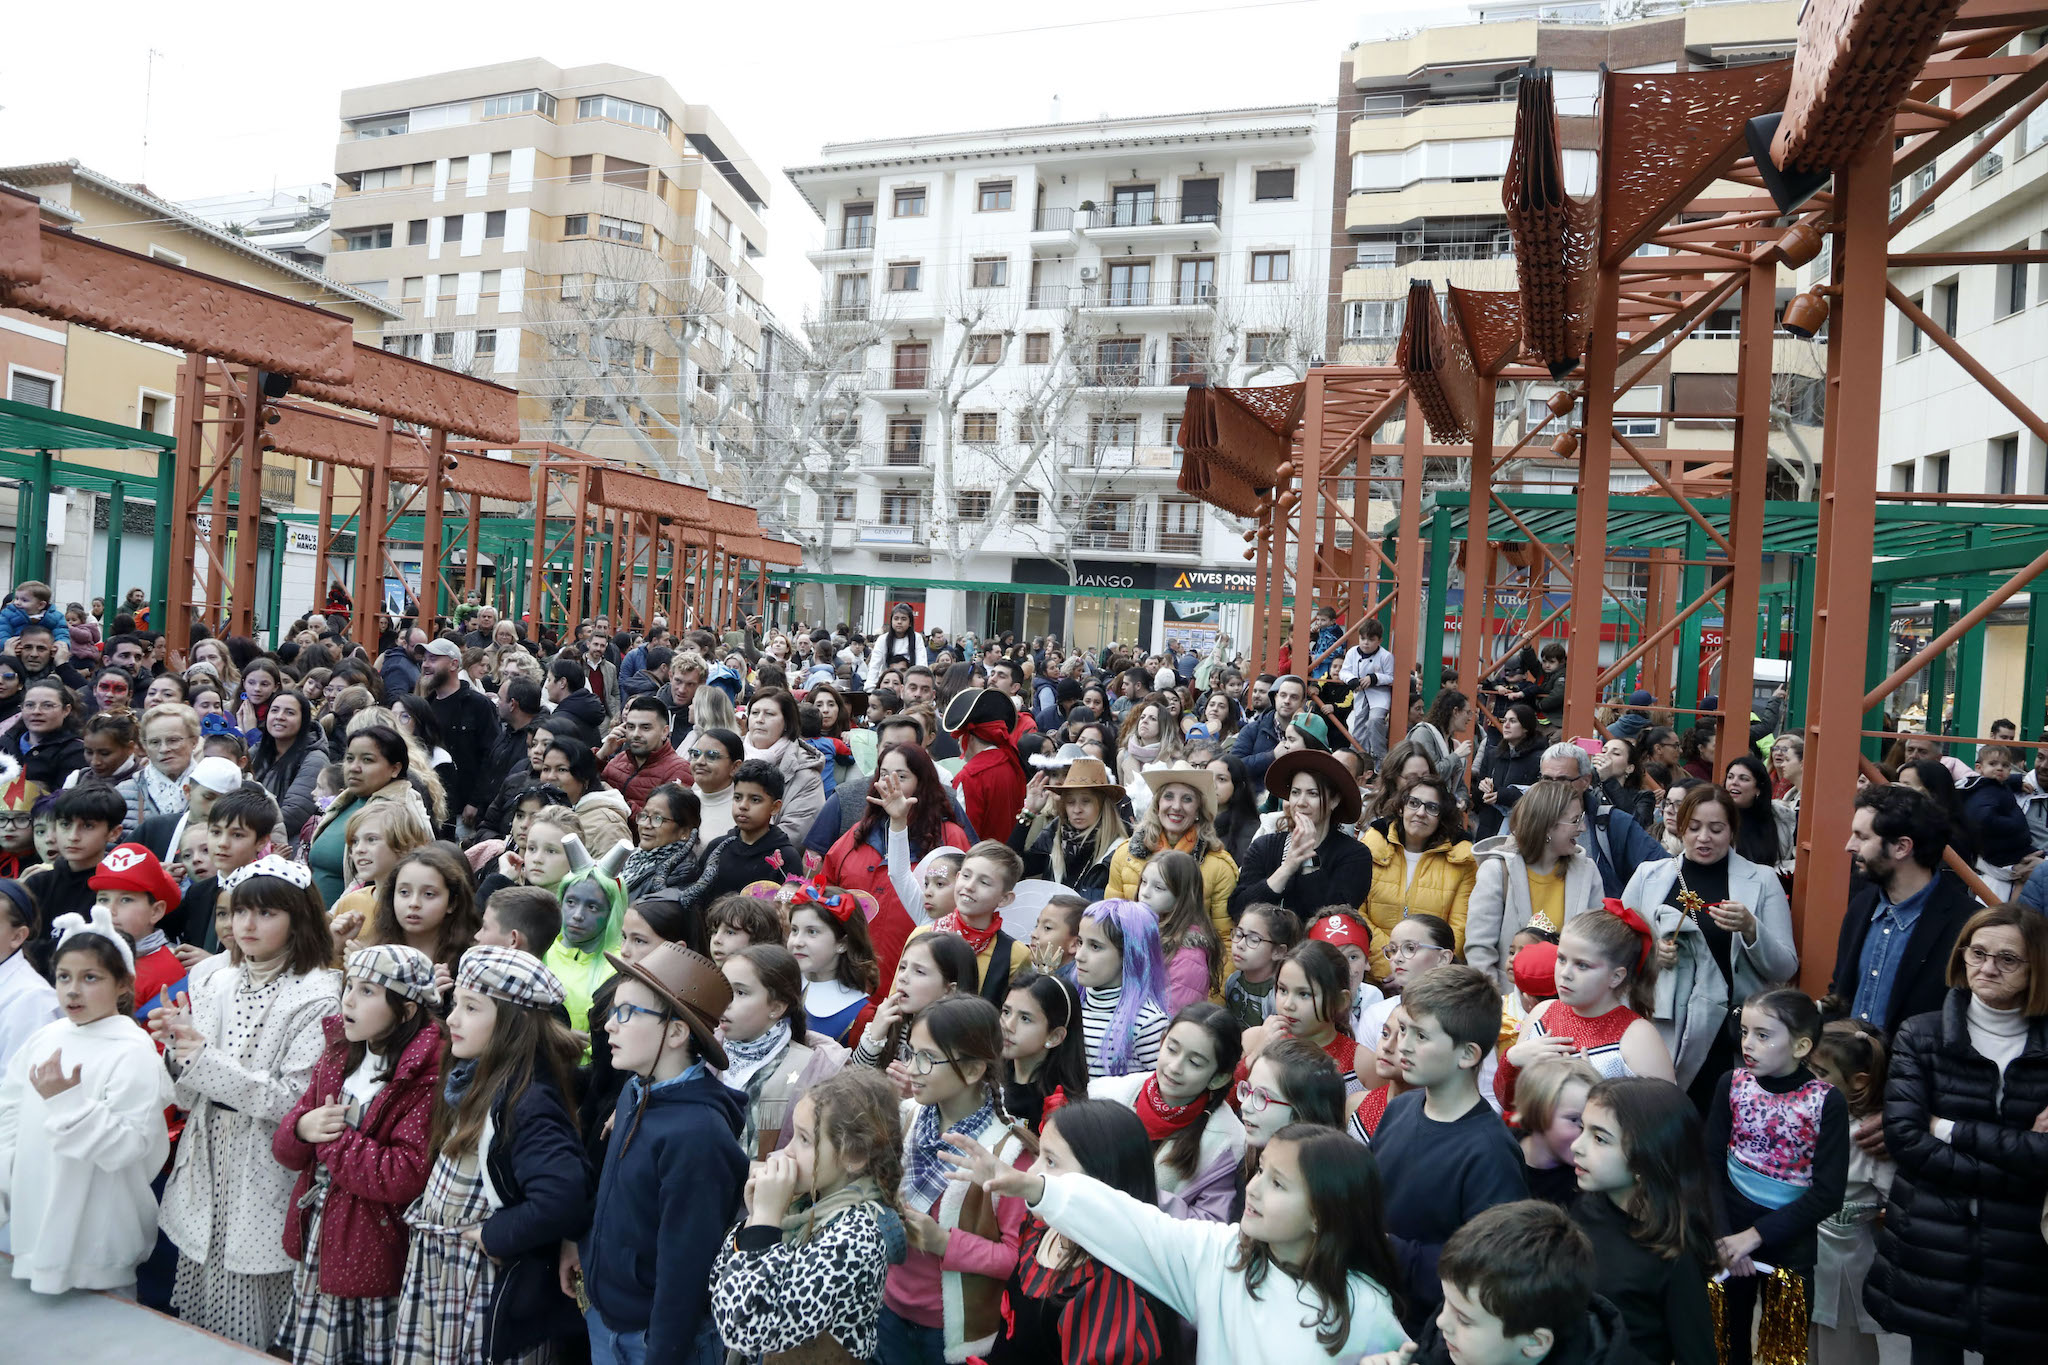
left=1082, top=898, right=1171, bottom=1075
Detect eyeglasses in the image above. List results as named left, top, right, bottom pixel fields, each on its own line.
left=1965, top=946, right=2028, bottom=975
left=1234, top=1080, right=1292, bottom=1116
left=907, top=1049, right=957, bottom=1077
left=1231, top=928, right=1270, bottom=949
left=1403, top=797, right=1442, bottom=816
left=0, top=814, right=30, bottom=829
left=606, top=1001, right=667, bottom=1026
left=1386, top=939, right=1446, bottom=961
left=684, top=749, right=724, bottom=763
left=635, top=809, right=674, bottom=825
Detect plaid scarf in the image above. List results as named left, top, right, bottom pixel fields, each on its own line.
left=903, top=1095, right=995, bottom=1211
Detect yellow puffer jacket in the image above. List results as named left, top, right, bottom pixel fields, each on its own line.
left=1360, top=822, right=1477, bottom=981
left=1104, top=833, right=1240, bottom=978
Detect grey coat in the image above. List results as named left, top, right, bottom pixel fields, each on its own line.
left=1466, top=835, right=1604, bottom=990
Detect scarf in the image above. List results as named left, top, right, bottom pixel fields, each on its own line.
left=904, top=1095, right=995, bottom=1211
left=934, top=911, right=1002, bottom=957
left=781, top=1175, right=889, bottom=1247
left=722, top=1018, right=791, bottom=1094
left=623, top=837, right=696, bottom=896
left=136, top=929, right=169, bottom=958
left=1057, top=823, right=1096, bottom=875
left=142, top=762, right=189, bottom=818
left=442, top=1056, right=479, bottom=1109
left=744, top=736, right=792, bottom=767
left=1133, top=1073, right=1206, bottom=1143
left=1126, top=740, right=1162, bottom=764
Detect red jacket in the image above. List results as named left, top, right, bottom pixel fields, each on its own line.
left=821, top=820, right=971, bottom=993
left=273, top=1014, right=442, bottom=1296
left=953, top=744, right=1027, bottom=847
left=602, top=740, right=692, bottom=818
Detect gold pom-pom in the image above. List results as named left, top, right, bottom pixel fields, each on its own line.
left=1708, top=1275, right=1731, bottom=1364
left=1754, top=1267, right=1810, bottom=1365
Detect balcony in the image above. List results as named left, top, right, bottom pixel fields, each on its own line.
left=1062, top=442, right=1181, bottom=474
left=1072, top=359, right=1202, bottom=389
left=861, top=447, right=933, bottom=475
left=858, top=522, right=926, bottom=546
left=1030, top=206, right=1079, bottom=252
left=868, top=366, right=930, bottom=394
left=222, top=457, right=299, bottom=505
left=1073, top=281, right=1221, bottom=314
left=806, top=225, right=875, bottom=263
left=1079, top=197, right=1222, bottom=246
left=817, top=301, right=872, bottom=327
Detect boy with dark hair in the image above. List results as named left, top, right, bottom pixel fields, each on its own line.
left=1373, top=964, right=1528, bottom=1304
left=24, top=782, right=131, bottom=946
left=475, top=884, right=563, bottom=958
left=674, top=759, right=793, bottom=913
left=704, top=892, right=783, bottom=965
left=183, top=784, right=281, bottom=954
left=1361, top=1201, right=1632, bottom=1365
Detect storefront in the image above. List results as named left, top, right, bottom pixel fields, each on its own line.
left=1010, top=560, right=1257, bottom=655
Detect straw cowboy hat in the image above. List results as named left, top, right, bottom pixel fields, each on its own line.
left=1139, top=761, right=1218, bottom=819
left=1045, top=756, right=1126, bottom=799
left=601, top=941, right=734, bottom=1070
left=1265, top=749, right=1363, bottom=827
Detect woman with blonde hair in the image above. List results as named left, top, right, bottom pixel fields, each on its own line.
left=693, top=679, right=738, bottom=736
left=1115, top=694, right=1186, bottom=804
left=325, top=799, right=437, bottom=949
left=1009, top=757, right=1129, bottom=900
left=1105, top=763, right=1239, bottom=971
left=1466, top=778, right=1603, bottom=989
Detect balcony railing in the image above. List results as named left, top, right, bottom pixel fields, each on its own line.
left=1076, top=281, right=1220, bottom=310
left=820, top=301, right=870, bottom=323
left=222, top=458, right=298, bottom=504
left=1065, top=441, right=1180, bottom=470
left=1072, top=358, right=1205, bottom=387
left=820, top=225, right=875, bottom=250
left=1082, top=197, right=1221, bottom=230
left=1158, top=529, right=1201, bottom=555
left=1033, top=207, right=1076, bottom=232
left=869, top=365, right=929, bottom=391
left=862, top=446, right=929, bottom=469
left=859, top=521, right=925, bottom=545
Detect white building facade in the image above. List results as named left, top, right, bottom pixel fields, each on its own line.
left=785, top=105, right=1337, bottom=651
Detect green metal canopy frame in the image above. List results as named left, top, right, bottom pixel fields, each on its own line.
left=1409, top=489, right=2048, bottom=745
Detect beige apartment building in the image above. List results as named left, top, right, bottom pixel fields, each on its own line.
left=327, top=59, right=772, bottom=479
left=0, top=160, right=398, bottom=610
left=1329, top=2, right=1814, bottom=494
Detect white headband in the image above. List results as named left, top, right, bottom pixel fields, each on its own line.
left=220, top=854, right=314, bottom=893
left=53, top=904, right=135, bottom=973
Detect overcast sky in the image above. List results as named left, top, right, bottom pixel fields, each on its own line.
left=1, top=0, right=1470, bottom=324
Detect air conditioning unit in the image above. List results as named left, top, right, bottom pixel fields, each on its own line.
left=1079, top=265, right=1100, bottom=282
left=1400, top=229, right=1424, bottom=247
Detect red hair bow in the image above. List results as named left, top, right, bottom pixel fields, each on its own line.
left=1041, top=1085, right=1070, bottom=1121
left=1602, top=897, right=1655, bottom=972
left=787, top=880, right=856, bottom=924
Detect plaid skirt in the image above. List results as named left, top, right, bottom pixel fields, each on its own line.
left=392, top=1151, right=551, bottom=1365
left=277, top=1167, right=399, bottom=1365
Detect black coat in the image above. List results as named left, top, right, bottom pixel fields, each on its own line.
left=1472, top=733, right=1544, bottom=841
left=17, top=730, right=85, bottom=792
left=479, top=1071, right=591, bottom=1359
left=1865, top=989, right=2048, bottom=1353
left=1827, top=870, right=1976, bottom=1035
left=1227, top=825, right=1374, bottom=922
left=426, top=683, right=501, bottom=818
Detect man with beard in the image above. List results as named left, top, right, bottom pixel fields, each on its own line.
left=422, top=637, right=500, bottom=835
left=1829, top=784, right=1975, bottom=1039
left=599, top=694, right=691, bottom=817
left=6, top=621, right=88, bottom=690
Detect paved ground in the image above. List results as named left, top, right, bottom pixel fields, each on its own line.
left=0, top=1256, right=268, bottom=1362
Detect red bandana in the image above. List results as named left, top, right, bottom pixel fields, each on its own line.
left=1134, top=1073, right=1206, bottom=1144
left=935, top=912, right=1002, bottom=957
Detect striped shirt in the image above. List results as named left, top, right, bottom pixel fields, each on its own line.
left=1081, top=982, right=1170, bottom=1079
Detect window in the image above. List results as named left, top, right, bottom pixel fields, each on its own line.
left=978, top=181, right=1013, bottom=212
left=1355, top=242, right=1397, bottom=268
left=1171, top=336, right=1208, bottom=381
left=1975, top=129, right=2005, bottom=183
left=833, top=273, right=869, bottom=319
left=1892, top=463, right=1916, bottom=493
left=382, top=333, right=423, bottom=358
left=1926, top=452, right=1950, bottom=493
left=840, top=204, right=874, bottom=249
left=138, top=393, right=168, bottom=433
left=604, top=157, right=650, bottom=192
left=641, top=344, right=656, bottom=370
left=432, top=332, right=455, bottom=358
left=1251, top=251, right=1290, bottom=283
left=892, top=343, right=929, bottom=388
left=963, top=413, right=999, bottom=444
left=888, top=260, right=922, bottom=291
left=358, top=166, right=407, bottom=190
left=1934, top=278, right=1958, bottom=334
left=597, top=215, right=643, bottom=243
left=1013, top=489, right=1041, bottom=522
left=341, top=225, right=394, bottom=251
left=569, top=155, right=593, bottom=185
left=969, top=334, right=1004, bottom=365
left=1899, top=296, right=1924, bottom=358
left=1181, top=178, right=1220, bottom=223
left=8, top=370, right=56, bottom=407
left=1344, top=299, right=1404, bottom=341
left=444, top=214, right=464, bottom=242
left=1614, top=387, right=1661, bottom=438
left=402, top=276, right=424, bottom=301
left=352, top=112, right=408, bottom=138
left=1174, top=256, right=1216, bottom=304
left=563, top=214, right=589, bottom=237
left=893, top=187, right=927, bottom=218
left=490, top=151, right=512, bottom=179
left=881, top=491, right=921, bottom=526
left=1109, top=185, right=1157, bottom=226
left=706, top=261, right=730, bottom=295
left=485, top=210, right=507, bottom=240
left=1023, top=332, right=1051, bottom=364
left=1254, top=168, right=1296, bottom=201
left=481, top=269, right=502, bottom=308
left=577, top=95, right=668, bottom=131
left=1999, top=244, right=2029, bottom=317
left=559, top=273, right=584, bottom=301
left=408, top=219, right=429, bottom=246
left=1089, top=415, right=1138, bottom=454
left=448, top=156, right=469, bottom=184
left=1095, top=337, right=1142, bottom=383
left=832, top=492, right=856, bottom=522
left=1244, top=332, right=1281, bottom=365
left=474, top=330, right=497, bottom=356
left=1160, top=498, right=1202, bottom=554
left=886, top=416, right=925, bottom=464
left=1107, top=260, right=1152, bottom=305
left=957, top=490, right=992, bottom=520
left=1995, top=435, right=2021, bottom=495
left=484, top=90, right=555, bottom=119
left=972, top=256, right=1009, bottom=288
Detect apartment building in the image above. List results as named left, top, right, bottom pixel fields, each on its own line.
left=1865, top=26, right=2048, bottom=724
left=0, top=160, right=397, bottom=619
left=1330, top=1, right=1806, bottom=497
left=179, top=183, right=337, bottom=272
left=326, top=60, right=771, bottom=478
left=785, top=105, right=1337, bottom=648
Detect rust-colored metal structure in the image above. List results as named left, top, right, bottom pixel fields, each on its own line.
left=1181, top=1, right=2048, bottom=991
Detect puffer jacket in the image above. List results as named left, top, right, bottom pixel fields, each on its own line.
left=761, top=739, right=828, bottom=845
left=574, top=786, right=634, bottom=858
left=1360, top=820, right=1476, bottom=980
left=1866, top=989, right=2048, bottom=1354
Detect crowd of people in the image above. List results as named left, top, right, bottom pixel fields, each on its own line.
left=0, top=584, right=2045, bottom=1365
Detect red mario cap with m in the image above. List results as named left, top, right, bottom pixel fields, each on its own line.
left=90, top=843, right=184, bottom=910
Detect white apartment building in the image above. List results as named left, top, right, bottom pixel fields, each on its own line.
left=785, top=105, right=1337, bottom=650
left=178, top=184, right=336, bottom=272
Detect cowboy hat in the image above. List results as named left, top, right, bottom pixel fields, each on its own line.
left=1045, top=756, right=1126, bottom=798
left=940, top=686, right=1015, bottom=734
left=1265, top=748, right=1363, bottom=827
left=1139, top=761, right=1217, bottom=816
left=601, top=941, right=733, bottom=1071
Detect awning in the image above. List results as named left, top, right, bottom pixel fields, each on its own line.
left=0, top=395, right=174, bottom=455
